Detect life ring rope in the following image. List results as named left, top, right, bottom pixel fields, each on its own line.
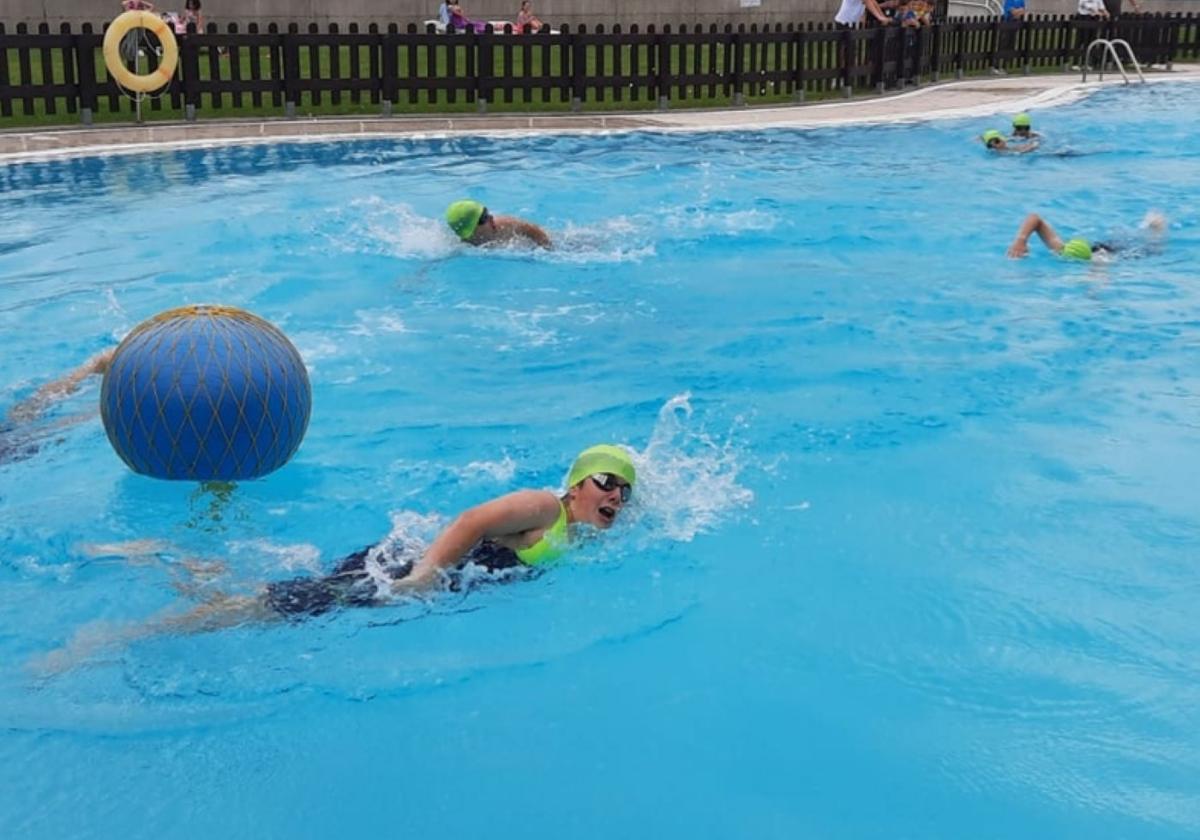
left=102, top=11, right=179, bottom=94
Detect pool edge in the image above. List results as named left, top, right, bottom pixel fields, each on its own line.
left=1, top=66, right=1198, bottom=164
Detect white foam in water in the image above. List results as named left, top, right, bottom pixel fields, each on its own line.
left=227, top=538, right=323, bottom=576
left=550, top=216, right=656, bottom=264
left=347, top=308, right=411, bottom=337
left=459, top=454, right=517, bottom=483
left=453, top=300, right=606, bottom=349
left=625, top=392, right=755, bottom=544
left=322, top=197, right=458, bottom=260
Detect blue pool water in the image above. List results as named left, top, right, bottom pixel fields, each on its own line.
left=2, top=82, right=1199, bottom=838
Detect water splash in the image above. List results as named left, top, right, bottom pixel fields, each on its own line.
left=626, top=392, right=754, bottom=543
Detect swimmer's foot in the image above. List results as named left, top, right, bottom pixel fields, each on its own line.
left=26, top=620, right=130, bottom=678
left=1141, top=210, right=1167, bottom=233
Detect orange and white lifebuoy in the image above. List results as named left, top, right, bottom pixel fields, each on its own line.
left=102, top=11, right=179, bottom=93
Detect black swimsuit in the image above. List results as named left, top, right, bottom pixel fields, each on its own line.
left=263, top=539, right=523, bottom=619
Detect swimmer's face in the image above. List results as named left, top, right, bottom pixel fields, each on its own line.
left=1013, top=126, right=1030, bottom=137
left=570, top=473, right=631, bottom=529
left=987, top=137, right=1005, bottom=150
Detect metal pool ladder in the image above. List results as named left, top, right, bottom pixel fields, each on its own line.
left=1082, top=39, right=1146, bottom=85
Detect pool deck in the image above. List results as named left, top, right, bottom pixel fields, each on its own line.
left=1, top=65, right=1198, bottom=161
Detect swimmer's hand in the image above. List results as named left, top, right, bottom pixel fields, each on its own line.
left=1006, top=241, right=1029, bottom=258
left=1141, top=210, right=1166, bottom=233
left=390, top=565, right=441, bottom=593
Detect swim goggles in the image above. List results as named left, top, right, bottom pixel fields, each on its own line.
left=590, top=473, right=632, bottom=503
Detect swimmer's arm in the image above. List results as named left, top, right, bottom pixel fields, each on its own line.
left=1006, top=212, right=1063, bottom=259
left=6, top=348, right=114, bottom=424
left=514, top=219, right=552, bottom=250
left=398, top=489, right=561, bottom=590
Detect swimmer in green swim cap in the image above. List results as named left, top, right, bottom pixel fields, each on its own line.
left=1006, top=211, right=1167, bottom=260
left=33, top=444, right=637, bottom=672
left=982, top=127, right=1038, bottom=155
left=446, top=198, right=553, bottom=249
left=1010, top=112, right=1038, bottom=140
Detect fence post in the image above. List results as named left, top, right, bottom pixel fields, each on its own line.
left=283, top=23, right=299, bottom=117
left=732, top=25, right=745, bottom=106
left=1020, top=19, right=1031, bottom=75
left=477, top=24, right=493, bottom=113
left=75, top=23, right=97, bottom=124
left=841, top=26, right=853, bottom=96
left=954, top=20, right=964, bottom=79
left=873, top=25, right=887, bottom=93
left=657, top=24, right=670, bottom=110
left=793, top=25, right=806, bottom=102
left=381, top=23, right=396, bottom=115
left=930, top=21, right=942, bottom=82
left=1165, top=13, right=1179, bottom=70
left=989, top=18, right=1002, bottom=73
left=180, top=24, right=200, bottom=120
left=571, top=24, right=585, bottom=111
left=1060, top=16, right=1072, bottom=73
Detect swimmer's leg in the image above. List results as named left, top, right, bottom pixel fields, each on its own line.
left=78, top=541, right=229, bottom=591
left=29, top=591, right=277, bottom=677
left=79, top=539, right=174, bottom=561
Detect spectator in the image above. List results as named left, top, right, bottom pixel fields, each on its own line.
left=437, top=1, right=453, bottom=27
left=1077, top=0, right=1111, bottom=19
left=181, top=0, right=203, bottom=31
left=449, top=3, right=488, bottom=33
left=1103, top=0, right=1142, bottom=18
left=118, top=0, right=159, bottom=64
left=1002, top=0, right=1026, bottom=22
left=515, top=1, right=544, bottom=32
left=896, top=1, right=934, bottom=27
left=834, top=0, right=893, bottom=28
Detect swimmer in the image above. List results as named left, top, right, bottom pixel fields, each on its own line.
left=445, top=199, right=552, bottom=250
left=1010, top=112, right=1040, bottom=141
left=1006, top=210, right=1167, bottom=260
left=1, top=349, right=114, bottom=466
left=982, top=129, right=1038, bottom=154
left=32, top=444, right=637, bottom=673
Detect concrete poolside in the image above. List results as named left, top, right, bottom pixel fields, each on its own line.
left=1, top=65, right=1197, bottom=161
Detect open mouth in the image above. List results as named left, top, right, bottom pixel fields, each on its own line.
left=597, top=505, right=616, bottom=524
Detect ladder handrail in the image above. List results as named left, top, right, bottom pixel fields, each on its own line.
left=1108, top=38, right=1146, bottom=82
left=1082, top=38, right=1146, bottom=85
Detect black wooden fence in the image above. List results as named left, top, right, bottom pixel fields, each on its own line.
left=0, top=14, right=1196, bottom=123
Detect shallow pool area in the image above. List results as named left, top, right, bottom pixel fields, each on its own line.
left=2, top=81, right=1199, bottom=838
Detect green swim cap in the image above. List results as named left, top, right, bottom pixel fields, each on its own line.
left=1061, top=238, right=1093, bottom=261
left=981, top=129, right=1004, bottom=146
left=1012, top=113, right=1032, bottom=128
left=446, top=199, right=484, bottom=240
left=566, top=444, right=636, bottom=489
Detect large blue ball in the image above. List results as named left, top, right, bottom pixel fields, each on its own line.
left=100, top=305, right=311, bottom=481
